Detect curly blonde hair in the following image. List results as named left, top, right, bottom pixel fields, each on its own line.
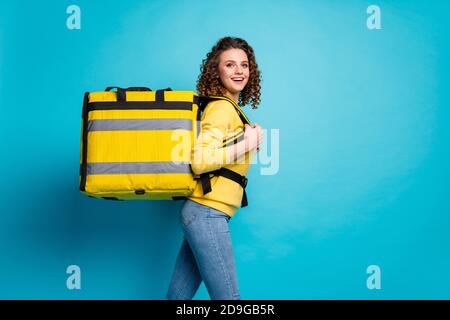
left=196, top=37, right=262, bottom=109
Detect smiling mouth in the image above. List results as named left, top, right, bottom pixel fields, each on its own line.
left=231, top=78, right=245, bottom=83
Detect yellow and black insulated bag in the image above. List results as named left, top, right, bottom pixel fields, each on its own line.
left=79, top=86, right=204, bottom=200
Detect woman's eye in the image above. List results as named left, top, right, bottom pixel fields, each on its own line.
left=225, top=63, right=248, bottom=68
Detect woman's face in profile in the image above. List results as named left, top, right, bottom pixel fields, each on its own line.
left=218, top=48, right=250, bottom=98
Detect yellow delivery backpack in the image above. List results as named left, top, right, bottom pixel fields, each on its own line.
left=79, top=86, right=250, bottom=202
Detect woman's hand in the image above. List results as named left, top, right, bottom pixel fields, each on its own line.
left=252, top=123, right=264, bottom=148
left=244, top=124, right=260, bottom=151
left=225, top=123, right=264, bottom=163
left=244, top=123, right=264, bottom=152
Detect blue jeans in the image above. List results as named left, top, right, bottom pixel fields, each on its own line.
left=166, top=199, right=240, bottom=300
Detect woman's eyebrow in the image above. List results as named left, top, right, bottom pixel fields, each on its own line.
left=224, top=60, right=249, bottom=63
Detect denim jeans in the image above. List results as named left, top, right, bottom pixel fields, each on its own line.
left=166, top=199, right=240, bottom=300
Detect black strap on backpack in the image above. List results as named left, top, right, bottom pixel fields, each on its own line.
left=199, top=168, right=248, bottom=208
left=196, top=96, right=251, bottom=208
left=105, top=86, right=175, bottom=103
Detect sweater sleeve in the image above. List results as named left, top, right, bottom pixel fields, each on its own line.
left=191, top=101, right=233, bottom=175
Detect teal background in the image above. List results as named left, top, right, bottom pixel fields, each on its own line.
left=1, top=0, right=449, bottom=299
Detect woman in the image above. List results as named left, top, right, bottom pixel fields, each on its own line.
left=166, top=37, right=263, bottom=300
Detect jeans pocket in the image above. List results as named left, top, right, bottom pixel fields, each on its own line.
left=181, top=209, right=197, bottom=228
left=207, top=207, right=230, bottom=221
left=207, top=208, right=231, bottom=235
left=181, top=200, right=203, bottom=227
left=181, top=212, right=197, bottom=227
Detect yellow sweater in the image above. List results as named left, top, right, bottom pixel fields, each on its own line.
left=188, top=99, right=255, bottom=217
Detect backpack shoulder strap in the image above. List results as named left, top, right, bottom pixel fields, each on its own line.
left=198, top=95, right=250, bottom=125
left=196, top=95, right=251, bottom=208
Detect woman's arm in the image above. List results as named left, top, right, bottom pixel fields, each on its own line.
left=191, top=125, right=261, bottom=175
left=190, top=103, right=263, bottom=175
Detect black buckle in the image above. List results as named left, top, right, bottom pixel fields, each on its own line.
left=242, top=177, right=248, bottom=188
